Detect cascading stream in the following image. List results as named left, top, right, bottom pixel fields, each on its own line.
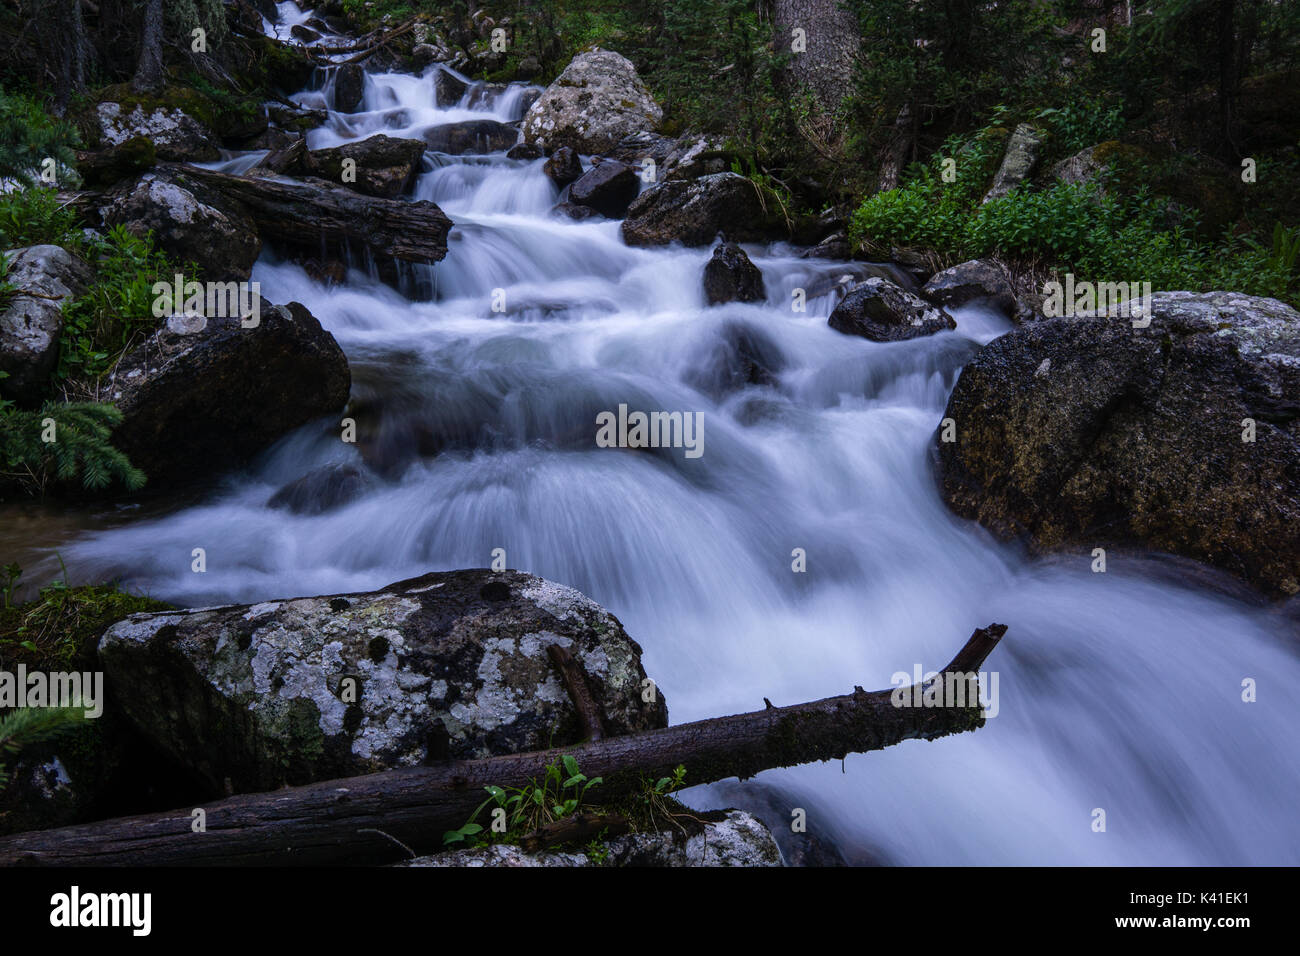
left=40, top=30, right=1300, bottom=864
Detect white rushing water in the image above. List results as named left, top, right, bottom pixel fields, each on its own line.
left=57, top=51, right=1300, bottom=865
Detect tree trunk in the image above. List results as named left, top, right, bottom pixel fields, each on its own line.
left=132, top=0, right=166, bottom=94
left=0, top=625, right=1004, bottom=867
left=773, top=0, right=861, bottom=110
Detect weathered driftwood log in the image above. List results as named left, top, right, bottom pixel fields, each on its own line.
left=172, top=163, right=452, bottom=265
left=0, top=625, right=1004, bottom=867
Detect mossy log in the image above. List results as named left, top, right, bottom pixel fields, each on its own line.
left=0, top=625, right=1004, bottom=866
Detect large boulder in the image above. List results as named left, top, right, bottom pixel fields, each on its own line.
left=423, top=120, right=517, bottom=155
left=104, top=299, right=350, bottom=485
left=981, top=123, right=1043, bottom=203
left=621, top=173, right=778, bottom=247
left=302, top=134, right=426, bottom=198
left=521, top=50, right=662, bottom=154
left=99, top=169, right=261, bottom=282
left=0, top=245, right=93, bottom=405
left=702, top=242, right=765, bottom=305
left=74, top=136, right=157, bottom=187
left=95, top=100, right=220, bottom=163
left=921, top=259, right=1016, bottom=315
left=566, top=160, right=640, bottom=218
left=936, top=291, right=1300, bottom=597
left=828, top=277, right=956, bottom=342
left=403, top=810, right=782, bottom=867
left=99, top=569, right=670, bottom=793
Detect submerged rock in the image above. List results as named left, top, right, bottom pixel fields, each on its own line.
left=105, top=299, right=350, bottom=486
left=267, top=464, right=369, bottom=515
left=521, top=50, right=662, bottom=154
left=401, top=810, right=783, bottom=867
left=333, top=64, right=366, bottom=113
left=99, top=569, right=669, bottom=793
left=828, top=277, right=956, bottom=342
left=703, top=242, right=766, bottom=305
left=937, top=291, right=1300, bottom=597
left=0, top=245, right=92, bottom=406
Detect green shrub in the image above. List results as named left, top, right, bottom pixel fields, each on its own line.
left=57, top=225, right=195, bottom=384
left=0, top=186, right=81, bottom=248
left=0, top=88, right=79, bottom=188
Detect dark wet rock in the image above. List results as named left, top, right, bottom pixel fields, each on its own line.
left=799, top=231, right=852, bottom=260
left=104, top=299, right=350, bottom=486
left=661, top=133, right=733, bottom=181
left=434, top=68, right=468, bottom=106
left=621, top=173, right=780, bottom=247
left=567, top=160, right=640, bottom=218
left=683, top=320, right=784, bottom=399
left=465, top=81, right=508, bottom=110
left=402, top=810, right=782, bottom=867
left=0, top=245, right=93, bottom=406
left=290, top=24, right=321, bottom=43
left=937, top=291, right=1300, bottom=598
left=515, top=56, right=542, bottom=81
left=521, top=50, right=662, bottom=154
left=73, top=136, right=157, bottom=187
left=99, top=168, right=261, bottom=282
left=99, top=569, right=669, bottom=793
left=423, top=119, right=517, bottom=155
left=543, top=146, right=582, bottom=188
left=828, top=277, right=956, bottom=342
left=507, top=142, right=543, bottom=161
left=921, top=259, right=1016, bottom=315
left=268, top=465, right=369, bottom=514
left=302, top=134, right=426, bottom=198
left=333, top=64, right=366, bottom=113
left=703, top=242, right=766, bottom=305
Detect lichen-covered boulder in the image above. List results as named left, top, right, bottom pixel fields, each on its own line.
left=828, top=277, right=956, bottom=342
left=621, top=173, right=779, bottom=247
left=937, top=291, right=1300, bottom=597
left=401, top=810, right=782, bottom=867
left=96, top=101, right=220, bottom=163
left=98, top=570, right=669, bottom=794
left=0, top=245, right=92, bottom=406
left=104, top=299, right=350, bottom=485
left=99, top=169, right=261, bottom=282
left=521, top=50, right=662, bottom=155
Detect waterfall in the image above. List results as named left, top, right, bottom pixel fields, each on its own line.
left=41, top=13, right=1300, bottom=866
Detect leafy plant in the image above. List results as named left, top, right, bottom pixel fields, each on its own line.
left=443, top=753, right=603, bottom=846
left=0, top=88, right=79, bottom=188
left=0, top=185, right=81, bottom=249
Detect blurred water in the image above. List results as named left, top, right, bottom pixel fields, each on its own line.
left=45, top=39, right=1300, bottom=865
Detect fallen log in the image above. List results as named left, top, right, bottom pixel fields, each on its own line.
left=0, top=624, right=1004, bottom=867
left=171, top=163, right=452, bottom=265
